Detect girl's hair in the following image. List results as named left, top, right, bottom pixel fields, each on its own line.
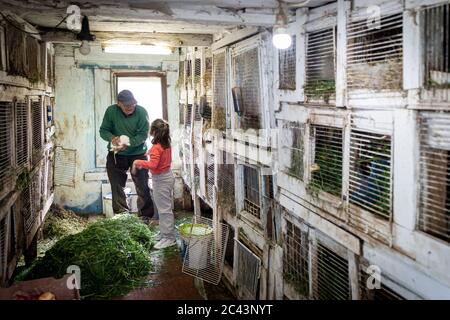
left=150, top=119, right=171, bottom=149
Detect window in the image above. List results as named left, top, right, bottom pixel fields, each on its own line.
left=347, top=12, right=403, bottom=90
left=243, top=165, right=261, bottom=219
left=279, top=35, right=296, bottom=90
left=309, top=125, right=343, bottom=197
left=283, top=219, right=309, bottom=297
left=116, top=74, right=166, bottom=121
left=305, top=28, right=336, bottom=104
left=349, top=130, right=392, bottom=219
left=418, top=112, right=450, bottom=243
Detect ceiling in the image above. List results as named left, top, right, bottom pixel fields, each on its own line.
left=0, top=0, right=333, bottom=33
left=0, top=0, right=333, bottom=47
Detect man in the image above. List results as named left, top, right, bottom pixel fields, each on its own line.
left=100, top=89, right=156, bottom=221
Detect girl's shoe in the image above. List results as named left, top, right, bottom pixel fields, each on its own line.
left=154, top=238, right=177, bottom=250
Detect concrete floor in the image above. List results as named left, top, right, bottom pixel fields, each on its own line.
left=118, top=211, right=235, bottom=300
left=118, top=245, right=204, bottom=300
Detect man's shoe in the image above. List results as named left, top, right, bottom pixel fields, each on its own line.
left=154, top=238, right=177, bottom=250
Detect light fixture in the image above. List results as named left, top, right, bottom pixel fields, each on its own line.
left=103, top=44, right=172, bottom=55
left=76, top=16, right=95, bottom=55
left=272, top=1, right=292, bottom=50
left=79, top=40, right=91, bottom=55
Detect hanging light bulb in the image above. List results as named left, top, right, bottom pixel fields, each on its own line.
left=273, top=26, right=292, bottom=49
left=79, top=40, right=91, bottom=55
left=272, top=1, right=292, bottom=50
left=76, top=16, right=95, bottom=55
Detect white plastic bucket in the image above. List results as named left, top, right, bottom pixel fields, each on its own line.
left=179, top=223, right=213, bottom=270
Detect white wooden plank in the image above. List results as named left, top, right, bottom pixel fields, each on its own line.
left=336, top=0, right=349, bottom=107
left=211, top=27, right=260, bottom=51
left=94, top=68, right=112, bottom=168
left=279, top=192, right=361, bottom=254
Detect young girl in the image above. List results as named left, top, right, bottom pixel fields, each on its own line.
left=132, top=119, right=176, bottom=250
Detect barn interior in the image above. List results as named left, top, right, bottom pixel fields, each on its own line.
left=0, top=0, right=449, bottom=301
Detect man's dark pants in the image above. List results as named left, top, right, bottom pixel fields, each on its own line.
left=106, top=151, right=155, bottom=217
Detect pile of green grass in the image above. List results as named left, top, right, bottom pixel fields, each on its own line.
left=43, top=205, right=89, bottom=240
left=20, top=215, right=155, bottom=299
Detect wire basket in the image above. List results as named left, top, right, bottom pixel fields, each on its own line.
left=179, top=216, right=229, bottom=285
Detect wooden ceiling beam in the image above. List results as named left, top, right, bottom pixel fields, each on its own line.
left=41, top=30, right=213, bottom=47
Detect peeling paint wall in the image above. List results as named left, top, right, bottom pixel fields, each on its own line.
left=54, top=44, right=180, bottom=214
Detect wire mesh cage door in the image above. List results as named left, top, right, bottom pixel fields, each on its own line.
left=305, top=27, right=336, bottom=105
left=232, top=46, right=262, bottom=130
left=31, top=97, right=44, bottom=166
left=235, top=240, right=261, bottom=299
left=421, top=3, right=449, bottom=102
left=346, top=3, right=403, bottom=91
left=54, top=146, right=76, bottom=188
left=15, top=100, right=29, bottom=174
left=0, top=101, right=13, bottom=196
left=181, top=215, right=229, bottom=285
left=309, top=124, right=343, bottom=197
left=205, top=152, right=215, bottom=204
left=418, top=112, right=450, bottom=243
left=212, top=50, right=228, bottom=131
left=310, top=234, right=351, bottom=300
left=283, top=215, right=310, bottom=298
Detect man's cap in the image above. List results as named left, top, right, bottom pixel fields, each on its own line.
left=117, top=90, right=137, bottom=105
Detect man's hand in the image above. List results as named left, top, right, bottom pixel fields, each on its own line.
left=111, top=136, right=120, bottom=146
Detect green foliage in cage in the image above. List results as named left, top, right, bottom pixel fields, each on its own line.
left=284, top=272, right=309, bottom=297
left=309, top=141, right=342, bottom=197
left=305, top=80, right=335, bottom=103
